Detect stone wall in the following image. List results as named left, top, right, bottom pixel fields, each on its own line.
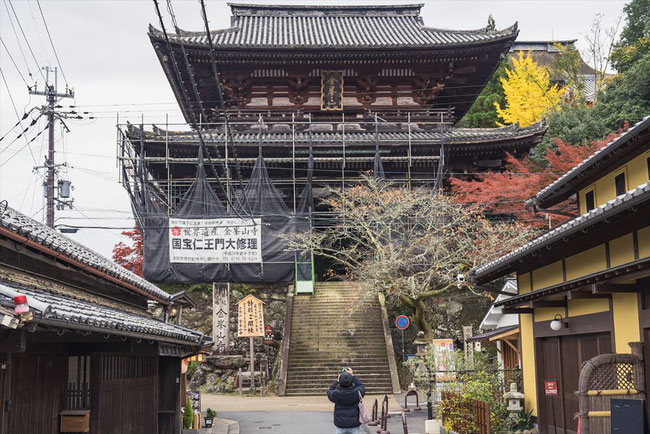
left=186, top=283, right=289, bottom=393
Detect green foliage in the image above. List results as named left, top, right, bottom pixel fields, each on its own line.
left=206, top=408, right=217, bottom=419
left=512, top=409, right=535, bottom=431
left=595, top=51, right=650, bottom=128
left=183, top=399, right=194, bottom=429
left=186, top=361, right=199, bottom=382
left=611, top=0, right=650, bottom=72
left=407, top=350, right=509, bottom=432
left=551, top=42, right=587, bottom=104
left=536, top=50, right=650, bottom=157
left=457, top=63, right=507, bottom=128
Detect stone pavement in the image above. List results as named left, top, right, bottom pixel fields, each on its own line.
left=198, top=393, right=433, bottom=434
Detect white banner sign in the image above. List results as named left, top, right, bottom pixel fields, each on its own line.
left=169, top=217, right=262, bottom=263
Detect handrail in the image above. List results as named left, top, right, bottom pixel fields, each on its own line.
left=278, top=285, right=295, bottom=396
left=378, top=292, right=402, bottom=394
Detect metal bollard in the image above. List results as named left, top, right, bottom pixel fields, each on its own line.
left=383, top=394, right=391, bottom=418
left=401, top=410, right=408, bottom=434
left=378, top=397, right=390, bottom=434
left=404, top=390, right=421, bottom=412
left=369, top=398, right=379, bottom=426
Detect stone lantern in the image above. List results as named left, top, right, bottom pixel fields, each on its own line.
left=503, top=382, right=525, bottom=415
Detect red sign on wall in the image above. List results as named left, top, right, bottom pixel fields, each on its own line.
left=544, top=380, right=558, bottom=396
left=264, top=325, right=274, bottom=345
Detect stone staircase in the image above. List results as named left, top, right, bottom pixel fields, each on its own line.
left=284, top=281, right=396, bottom=396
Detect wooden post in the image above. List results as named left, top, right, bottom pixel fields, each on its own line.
left=249, top=336, right=255, bottom=394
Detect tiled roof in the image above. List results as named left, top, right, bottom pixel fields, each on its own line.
left=149, top=4, right=518, bottom=50
left=0, top=283, right=203, bottom=345
left=0, top=205, right=171, bottom=303
left=133, top=121, right=546, bottom=146
left=529, top=115, right=650, bottom=209
left=472, top=180, right=650, bottom=283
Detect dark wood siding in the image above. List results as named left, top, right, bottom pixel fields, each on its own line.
left=536, top=333, right=611, bottom=434
left=158, top=358, right=181, bottom=434
left=92, top=354, right=158, bottom=434
left=7, top=353, right=66, bottom=434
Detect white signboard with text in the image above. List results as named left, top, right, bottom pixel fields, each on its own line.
left=169, top=217, right=262, bottom=263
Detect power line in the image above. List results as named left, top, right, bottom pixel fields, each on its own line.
left=35, top=0, right=69, bottom=86
left=3, top=1, right=33, bottom=80
left=0, top=37, right=29, bottom=87
left=6, top=0, right=47, bottom=82
left=0, top=67, right=44, bottom=170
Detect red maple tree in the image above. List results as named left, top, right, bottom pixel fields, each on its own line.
left=450, top=126, right=628, bottom=228
left=112, top=227, right=143, bottom=277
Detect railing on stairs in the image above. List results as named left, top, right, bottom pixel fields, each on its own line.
left=278, top=285, right=295, bottom=396
left=378, top=292, right=402, bottom=394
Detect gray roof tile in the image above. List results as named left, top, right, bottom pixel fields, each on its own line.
left=0, top=206, right=171, bottom=303
left=149, top=4, right=518, bottom=50
left=530, top=115, right=650, bottom=208
left=134, top=121, right=546, bottom=146
left=0, top=283, right=203, bottom=344
left=472, top=180, right=650, bottom=281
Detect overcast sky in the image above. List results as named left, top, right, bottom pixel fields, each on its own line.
left=0, top=0, right=628, bottom=259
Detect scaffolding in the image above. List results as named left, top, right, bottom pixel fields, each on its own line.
left=117, top=110, right=452, bottom=216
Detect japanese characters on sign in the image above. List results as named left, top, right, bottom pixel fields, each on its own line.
left=321, top=70, right=344, bottom=111
left=432, top=338, right=456, bottom=382
left=544, top=380, right=558, bottom=396
left=168, top=217, right=262, bottom=263
left=237, top=295, right=265, bottom=338
left=212, top=283, right=230, bottom=355
left=264, top=325, right=274, bottom=345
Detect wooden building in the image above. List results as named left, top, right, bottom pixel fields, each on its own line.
left=0, top=205, right=208, bottom=434
left=470, top=115, right=650, bottom=433
left=119, top=3, right=547, bottom=209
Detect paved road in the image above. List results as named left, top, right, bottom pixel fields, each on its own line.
left=219, top=410, right=427, bottom=434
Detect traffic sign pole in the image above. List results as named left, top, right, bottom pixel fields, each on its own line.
left=395, top=315, right=409, bottom=362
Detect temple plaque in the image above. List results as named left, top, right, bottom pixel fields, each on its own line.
left=321, top=70, right=344, bottom=110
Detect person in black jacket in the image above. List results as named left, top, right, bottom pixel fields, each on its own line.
left=327, top=367, right=366, bottom=434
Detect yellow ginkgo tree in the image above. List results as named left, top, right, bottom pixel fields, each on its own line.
left=495, top=50, right=566, bottom=127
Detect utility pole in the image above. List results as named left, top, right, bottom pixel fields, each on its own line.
left=29, top=67, right=74, bottom=228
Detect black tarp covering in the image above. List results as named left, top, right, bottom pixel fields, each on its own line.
left=130, top=126, right=314, bottom=284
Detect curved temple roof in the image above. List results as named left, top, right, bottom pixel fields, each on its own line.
left=131, top=121, right=546, bottom=148
left=0, top=205, right=172, bottom=304
left=149, top=3, right=518, bottom=50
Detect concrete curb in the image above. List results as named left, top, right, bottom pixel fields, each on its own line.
left=201, top=418, right=240, bottom=434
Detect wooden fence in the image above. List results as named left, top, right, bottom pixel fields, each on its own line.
left=441, top=391, right=491, bottom=434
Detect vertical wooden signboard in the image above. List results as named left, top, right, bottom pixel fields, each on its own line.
left=212, top=283, right=230, bottom=354
left=237, top=295, right=265, bottom=393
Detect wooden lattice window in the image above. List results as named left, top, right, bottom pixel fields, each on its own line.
left=66, top=355, right=91, bottom=410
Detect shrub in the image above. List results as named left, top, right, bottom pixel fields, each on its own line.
left=186, top=361, right=199, bottom=381
left=183, top=399, right=193, bottom=429
left=206, top=408, right=217, bottom=419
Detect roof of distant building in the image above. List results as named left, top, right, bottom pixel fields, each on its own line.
left=0, top=205, right=171, bottom=304
left=149, top=3, right=518, bottom=50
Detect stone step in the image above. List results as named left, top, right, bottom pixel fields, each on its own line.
left=285, top=282, right=394, bottom=396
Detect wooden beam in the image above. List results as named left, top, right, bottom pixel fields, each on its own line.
left=567, top=290, right=611, bottom=300
left=502, top=339, right=520, bottom=354
left=591, top=283, right=640, bottom=294
left=502, top=308, right=534, bottom=314
left=531, top=300, right=567, bottom=308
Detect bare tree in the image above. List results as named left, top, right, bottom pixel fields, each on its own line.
left=583, top=13, right=623, bottom=103
left=286, top=177, right=534, bottom=337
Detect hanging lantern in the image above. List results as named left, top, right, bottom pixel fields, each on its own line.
left=13, top=295, right=29, bottom=314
